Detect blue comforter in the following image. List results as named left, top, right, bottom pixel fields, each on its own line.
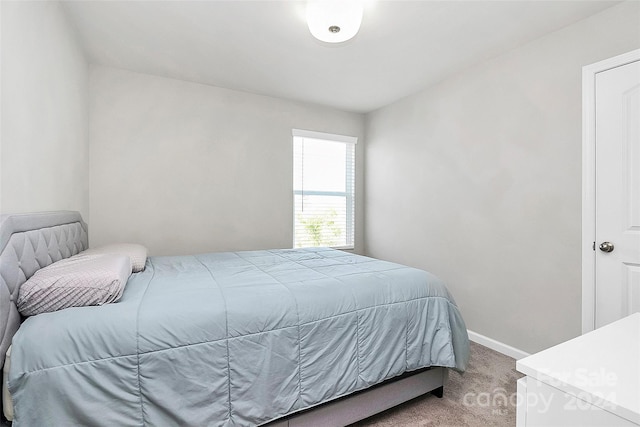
left=9, top=248, right=469, bottom=426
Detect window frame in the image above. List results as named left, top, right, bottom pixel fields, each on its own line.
left=292, top=129, right=357, bottom=250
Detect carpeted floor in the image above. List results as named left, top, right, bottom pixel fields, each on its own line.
left=352, top=341, right=523, bottom=427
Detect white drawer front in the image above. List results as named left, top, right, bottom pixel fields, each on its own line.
left=516, top=377, right=527, bottom=427
left=524, top=378, right=637, bottom=427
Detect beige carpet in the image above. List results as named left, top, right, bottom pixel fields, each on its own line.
left=352, top=342, right=524, bottom=427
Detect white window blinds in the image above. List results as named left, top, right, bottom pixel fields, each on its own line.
left=293, top=129, right=356, bottom=249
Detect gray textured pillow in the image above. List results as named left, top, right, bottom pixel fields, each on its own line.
left=82, top=243, right=147, bottom=272
left=17, top=254, right=132, bottom=316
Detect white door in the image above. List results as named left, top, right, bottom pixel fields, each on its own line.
left=594, top=59, right=640, bottom=328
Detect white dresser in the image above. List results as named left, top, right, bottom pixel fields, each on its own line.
left=516, top=313, right=640, bottom=426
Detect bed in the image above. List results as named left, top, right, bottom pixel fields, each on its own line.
left=0, top=211, right=469, bottom=426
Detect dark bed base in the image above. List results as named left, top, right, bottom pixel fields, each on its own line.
left=264, top=367, right=447, bottom=427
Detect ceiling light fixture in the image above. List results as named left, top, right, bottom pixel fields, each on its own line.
left=306, top=1, right=364, bottom=44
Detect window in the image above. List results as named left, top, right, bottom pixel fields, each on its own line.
left=293, top=129, right=356, bottom=249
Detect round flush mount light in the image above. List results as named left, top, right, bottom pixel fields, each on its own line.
left=306, top=1, right=364, bottom=43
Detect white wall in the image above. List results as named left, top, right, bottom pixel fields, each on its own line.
left=364, top=1, right=640, bottom=354
left=89, top=66, right=364, bottom=256
left=1, top=1, right=89, bottom=219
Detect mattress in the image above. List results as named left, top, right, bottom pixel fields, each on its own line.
left=8, top=248, right=469, bottom=426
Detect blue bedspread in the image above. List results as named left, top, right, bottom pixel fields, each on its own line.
left=9, top=248, right=469, bottom=426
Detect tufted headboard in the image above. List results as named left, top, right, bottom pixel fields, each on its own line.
left=0, top=211, right=88, bottom=369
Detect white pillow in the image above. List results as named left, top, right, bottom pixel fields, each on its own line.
left=17, top=254, right=131, bottom=316
left=82, top=243, right=147, bottom=272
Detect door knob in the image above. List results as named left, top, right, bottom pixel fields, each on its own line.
left=599, top=242, right=614, bottom=253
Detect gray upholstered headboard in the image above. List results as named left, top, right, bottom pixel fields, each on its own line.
left=0, top=211, right=88, bottom=369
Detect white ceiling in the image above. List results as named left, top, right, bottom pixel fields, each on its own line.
left=62, top=0, right=620, bottom=113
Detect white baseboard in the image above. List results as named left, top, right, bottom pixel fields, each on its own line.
left=467, top=330, right=530, bottom=360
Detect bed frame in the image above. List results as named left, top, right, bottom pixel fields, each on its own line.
left=0, top=211, right=446, bottom=426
